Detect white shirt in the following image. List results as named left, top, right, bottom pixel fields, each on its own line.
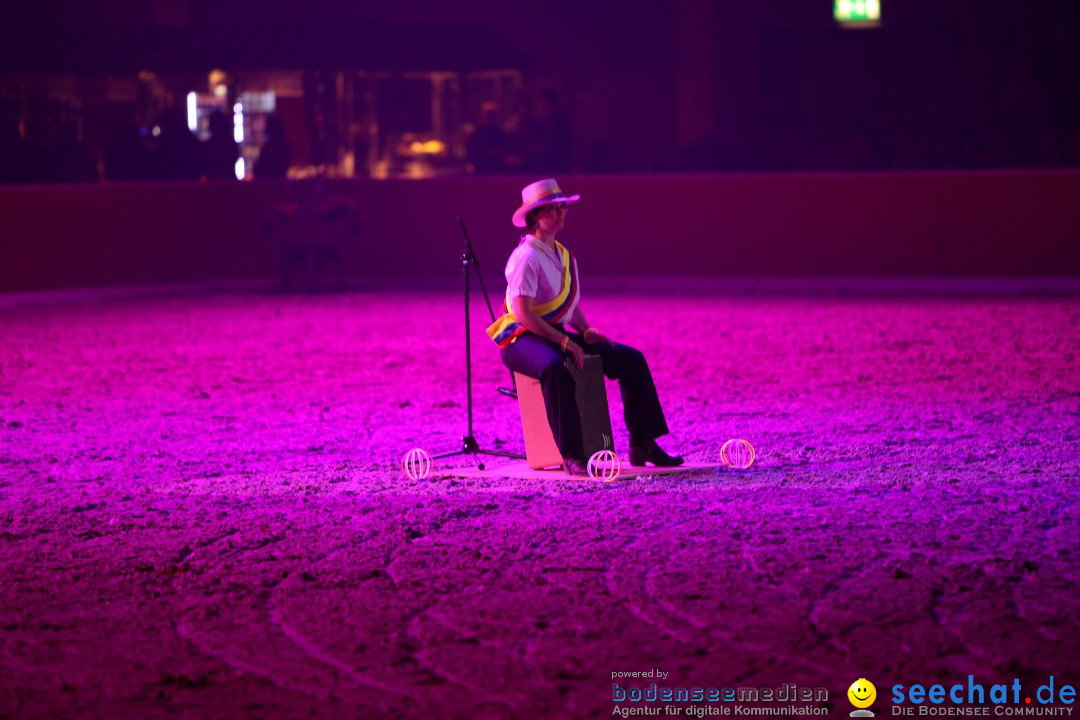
left=504, top=234, right=580, bottom=323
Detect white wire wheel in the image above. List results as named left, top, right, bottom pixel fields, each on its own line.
left=720, top=439, right=756, bottom=469
left=401, top=448, right=433, bottom=479
left=587, top=449, right=622, bottom=482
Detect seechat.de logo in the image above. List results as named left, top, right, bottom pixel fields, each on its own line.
left=891, top=676, right=1076, bottom=716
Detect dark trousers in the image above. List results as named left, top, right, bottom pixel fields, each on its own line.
left=501, top=328, right=670, bottom=460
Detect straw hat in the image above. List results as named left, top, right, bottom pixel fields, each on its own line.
left=511, top=178, right=580, bottom=228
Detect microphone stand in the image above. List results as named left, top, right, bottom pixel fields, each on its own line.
left=431, top=217, right=524, bottom=470
left=461, top=217, right=518, bottom=399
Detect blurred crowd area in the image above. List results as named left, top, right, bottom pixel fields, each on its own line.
left=2, top=22, right=1079, bottom=183
left=463, top=90, right=571, bottom=176
left=0, top=104, right=292, bottom=184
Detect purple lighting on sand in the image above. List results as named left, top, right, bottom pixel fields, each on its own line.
left=1, top=1, right=1079, bottom=716
left=1, top=288, right=1076, bottom=718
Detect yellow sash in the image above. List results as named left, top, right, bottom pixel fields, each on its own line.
left=486, top=242, right=579, bottom=349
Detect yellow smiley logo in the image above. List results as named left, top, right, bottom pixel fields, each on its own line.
left=848, top=678, right=877, bottom=709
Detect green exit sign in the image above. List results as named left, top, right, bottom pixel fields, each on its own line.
left=835, top=0, right=881, bottom=27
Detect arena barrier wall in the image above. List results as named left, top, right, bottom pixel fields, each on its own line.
left=1, top=171, right=1077, bottom=292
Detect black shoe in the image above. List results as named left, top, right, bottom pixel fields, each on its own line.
left=563, top=457, right=590, bottom=477
left=629, top=440, right=684, bottom=467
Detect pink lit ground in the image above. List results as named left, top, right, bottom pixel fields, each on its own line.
left=1, top=288, right=1078, bottom=719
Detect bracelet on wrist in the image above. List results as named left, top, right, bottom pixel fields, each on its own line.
left=560, top=335, right=569, bottom=351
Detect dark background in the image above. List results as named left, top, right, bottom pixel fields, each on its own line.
left=2, top=0, right=1078, bottom=179
left=1, top=1, right=1078, bottom=290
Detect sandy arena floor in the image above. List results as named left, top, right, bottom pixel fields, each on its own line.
left=0, top=288, right=1077, bottom=719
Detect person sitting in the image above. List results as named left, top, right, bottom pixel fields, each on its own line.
left=487, top=178, right=683, bottom=476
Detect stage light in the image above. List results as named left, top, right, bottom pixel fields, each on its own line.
left=408, top=139, right=446, bottom=155
left=234, top=158, right=245, bottom=181
left=835, top=0, right=880, bottom=28
left=209, top=69, right=228, bottom=97
left=186, top=92, right=197, bottom=132
left=233, top=103, right=244, bottom=143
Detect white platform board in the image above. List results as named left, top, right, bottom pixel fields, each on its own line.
left=435, top=461, right=724, bottom=481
